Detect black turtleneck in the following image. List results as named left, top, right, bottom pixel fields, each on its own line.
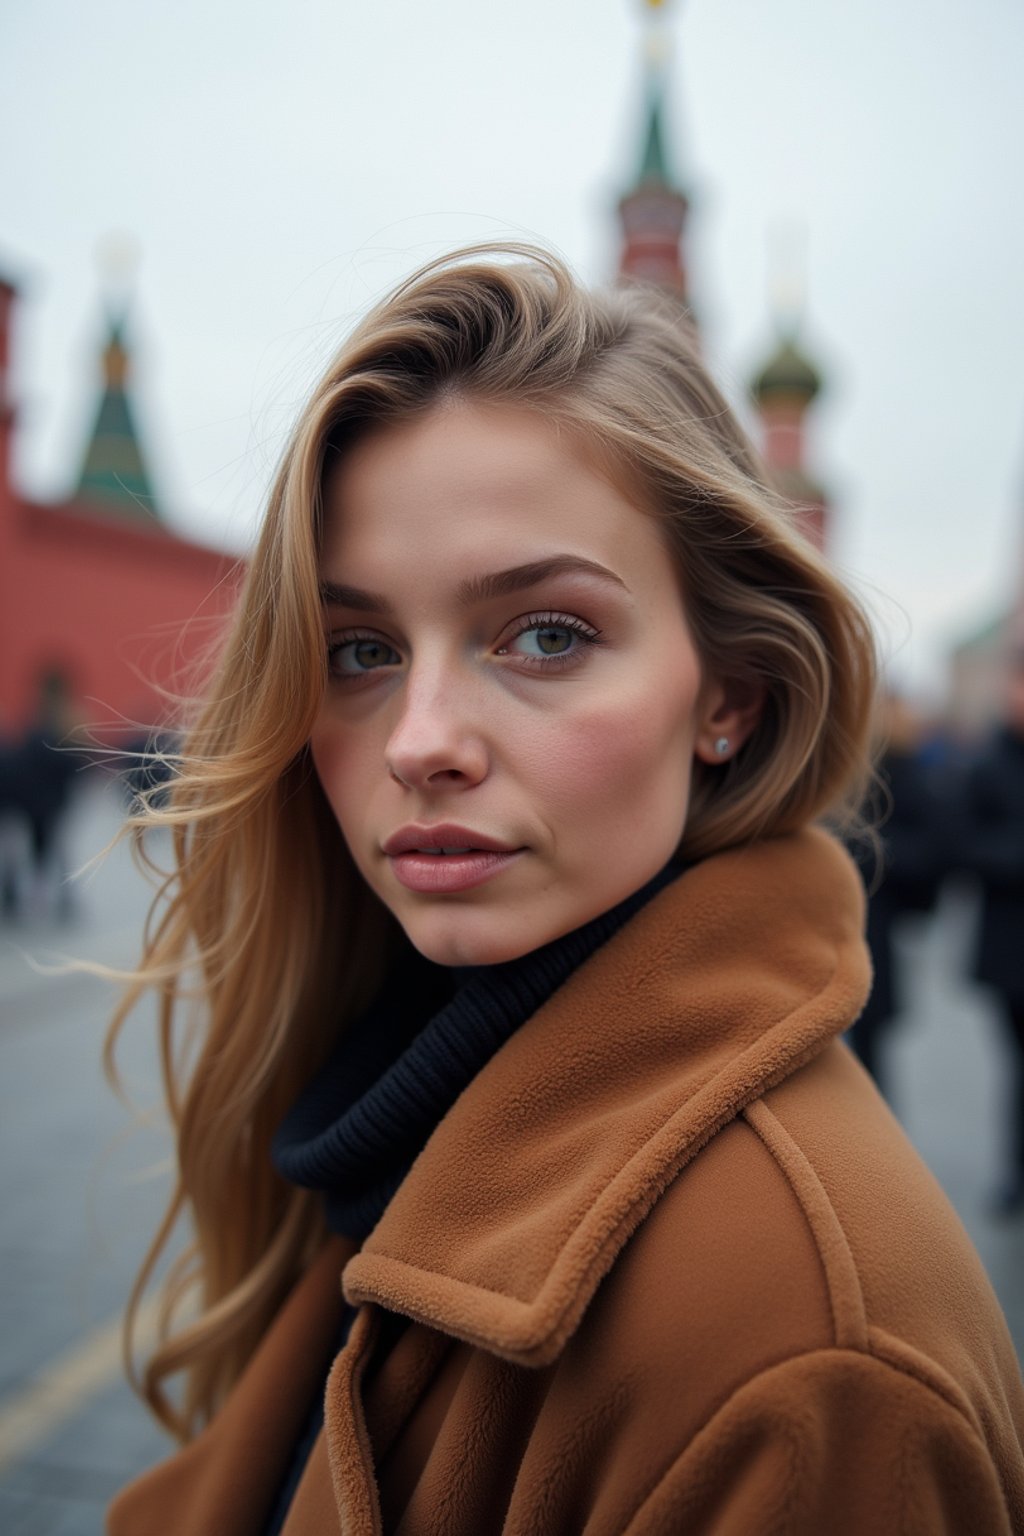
left=272, top=857, right=684, bottom=1240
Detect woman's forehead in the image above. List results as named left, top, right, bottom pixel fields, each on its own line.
left=318, top=399, right=672, bottom=588
left=326, top=400, right=599, bottom=505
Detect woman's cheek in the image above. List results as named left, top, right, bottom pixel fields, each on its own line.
left=521, top=684, right=698, bottom=821
left=310, top=728, right=376, bottom=833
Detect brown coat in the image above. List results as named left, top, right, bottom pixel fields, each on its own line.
left=109, top=830, right=1024, bottom=1534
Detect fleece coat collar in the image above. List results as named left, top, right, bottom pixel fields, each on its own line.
left=341, top=826, right=870, bottom=1367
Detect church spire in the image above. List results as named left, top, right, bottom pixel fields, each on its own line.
left=73, top=240, right=159, bottom=522
left=617, top=0, right=693, bottom=309
left=636, top=71, right=672, bottom=186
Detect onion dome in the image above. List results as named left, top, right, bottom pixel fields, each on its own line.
left=751, top=333, right=823, bottom=405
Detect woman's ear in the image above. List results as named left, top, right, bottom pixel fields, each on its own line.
left=693, top=675, right=766, bottom=765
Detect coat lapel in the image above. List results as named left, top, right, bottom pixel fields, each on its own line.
left=341, top=830, right=869, bottom=1369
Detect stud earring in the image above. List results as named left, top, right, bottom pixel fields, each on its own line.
left=714, top=737, right=730, bottom=757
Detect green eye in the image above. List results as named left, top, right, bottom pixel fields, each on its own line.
left=353, top=640, right=392, bottom=668
left=531, top=628, right=573, bottom=655
left=329, top=637, right=400, bottom=675
left=499, top=613, right=602, bottom=667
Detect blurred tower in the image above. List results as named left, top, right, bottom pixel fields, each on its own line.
left=749, top=241, right=829, bottom=552
left=73, top=306, right=159, bottom=521
left=0, top=276, right=17, bottom=589
left=0, top=257, right=237, bottom=737
left=0, top=271, right=18, bottom=724
left=0, top=277, right=15, bottom=494
left=617, top=0, right=693, bottom=314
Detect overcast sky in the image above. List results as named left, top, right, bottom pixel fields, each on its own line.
left=2, top=0, right=1022, bottom=696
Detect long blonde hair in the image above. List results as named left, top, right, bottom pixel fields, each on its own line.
left=109, top=243, right=876, bottom=1440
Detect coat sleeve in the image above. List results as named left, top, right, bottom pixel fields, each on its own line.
left=622, top=1350, right=1019, bottom=1536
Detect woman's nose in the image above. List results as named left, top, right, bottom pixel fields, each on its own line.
left=384, top=670, right=489, bottom=791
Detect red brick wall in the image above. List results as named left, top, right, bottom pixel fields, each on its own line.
left=0, top=496, right=241, bottom=741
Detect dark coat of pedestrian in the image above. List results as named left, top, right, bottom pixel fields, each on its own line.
left=848, top=698, right=947, bottom=1091
left=962, top=726, right=1024, bottom=1004
left=955, top=713, right=1024, bottom=1212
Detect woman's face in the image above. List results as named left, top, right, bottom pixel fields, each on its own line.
left=310, top=400, right=735, bottom=966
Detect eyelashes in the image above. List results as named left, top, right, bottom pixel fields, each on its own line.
left=494, top=611, right=603, bottom=668
left=326, top=611, right=604, bottom=681
left=327, top=635, right=401, bottom=677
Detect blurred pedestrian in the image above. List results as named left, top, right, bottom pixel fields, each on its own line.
left=956, top=625, right=1024, bottom=1215
left=1, top=668, right=86, bottom=922
left=0, top=732, right=27, bottom=919
left=848, top=693, right=945, bottom=1096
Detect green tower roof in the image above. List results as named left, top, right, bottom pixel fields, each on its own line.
left=626, top=0, right=685, bottom=193
left=636, top=80, right=673, bottom=186
left=751, top=333, right=823, bottom=404
left=74, top=311, right=159, bottom=521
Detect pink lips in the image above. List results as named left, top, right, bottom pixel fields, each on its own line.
left=382, top=824, right=524, bottom=894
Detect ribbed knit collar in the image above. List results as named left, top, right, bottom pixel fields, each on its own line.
left=272, top=860, right=684, bottom=1240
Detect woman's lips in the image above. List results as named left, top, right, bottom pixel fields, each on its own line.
left=387, top=848, right=525, bottom=894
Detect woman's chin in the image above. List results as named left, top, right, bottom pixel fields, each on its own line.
left=401, top=924, right=537, bottom=969
left=396, top=907, right=557, bottom=969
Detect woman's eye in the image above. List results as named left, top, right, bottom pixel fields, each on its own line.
left=328, top=636, right=401, bottom=676
left=515, top=626, right=576, bottom=657
left=497, top=614, right=602, bottom=666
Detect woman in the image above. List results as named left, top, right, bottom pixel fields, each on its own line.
left=107, top=247, right=1024, bottom=1534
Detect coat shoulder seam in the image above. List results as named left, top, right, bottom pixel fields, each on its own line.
left=741, top=1097, right=869, bottom=1351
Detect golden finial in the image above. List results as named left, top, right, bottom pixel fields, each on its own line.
left=93, top=232, right=141, bottom=387
left=766, top=218, right=808, bottom=333
left=95, top=231, right=140, bottom=294
left=641, top=0, right=674, bottom=68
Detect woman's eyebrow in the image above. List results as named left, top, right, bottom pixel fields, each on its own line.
left=457, top=555, right=630, bottom=603
left=318, top=555, right=629, bottom=613
left=319, top=580, right=391, bottom=613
